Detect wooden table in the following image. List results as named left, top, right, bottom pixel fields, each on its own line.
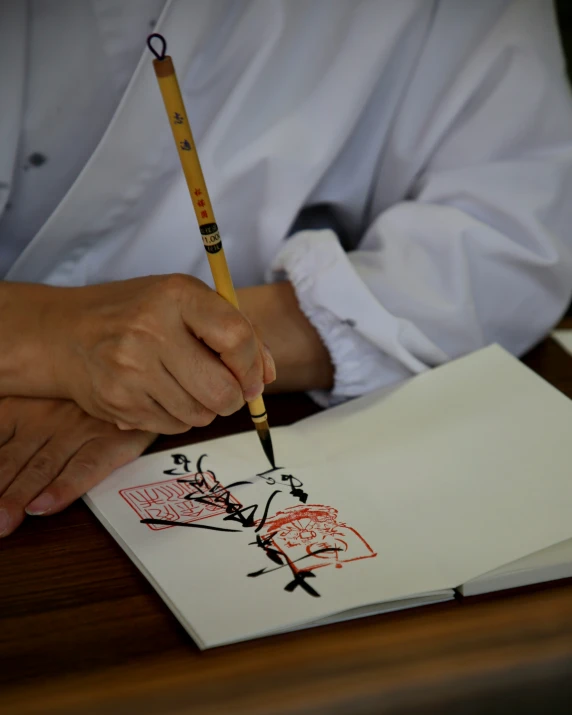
left=3, top=327, right=572, bottom=715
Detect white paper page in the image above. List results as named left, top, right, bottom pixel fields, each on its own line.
left=459, top=538, right=572, bottom=596
left=85, top=345, right=572, bottom=648
left=552, top=329, right=572, bottom=357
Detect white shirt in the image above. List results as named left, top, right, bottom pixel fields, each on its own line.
left=1, top=0, right=572, bottom=406
left=0, top=0, right=166, bottom=272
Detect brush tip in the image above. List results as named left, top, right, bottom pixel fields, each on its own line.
left=256, top=424, right=275, bottom=469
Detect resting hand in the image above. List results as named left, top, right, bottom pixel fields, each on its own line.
left=0, top=396, right=156, bottom=538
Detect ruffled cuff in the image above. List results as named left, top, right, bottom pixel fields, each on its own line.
left=268, top=229, right=413, bottom=407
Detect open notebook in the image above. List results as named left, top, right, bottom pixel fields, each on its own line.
left=84, top=345, right=572, bottom=649
left=553, top=329, right=572, bottom=357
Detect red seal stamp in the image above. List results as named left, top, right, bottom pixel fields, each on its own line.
left=120, top=470, right=240, bottom=530
left=258, top=504, right=377, bottom=573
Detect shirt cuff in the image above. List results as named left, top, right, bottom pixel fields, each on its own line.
left=268, top=229, right=414, bottom=407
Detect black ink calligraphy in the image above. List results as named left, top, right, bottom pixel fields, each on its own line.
left=121, top=454, right=377, bottom=596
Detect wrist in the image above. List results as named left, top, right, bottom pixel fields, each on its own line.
left=237, top=281, right=334, bottom=393
left=40, top=286, right=81, bottom=400
left=0, top=282, right=76, bottom=399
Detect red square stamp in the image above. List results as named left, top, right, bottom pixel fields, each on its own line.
left=119, top=470, right=240, bottom=530
left=259, top=504, right=377, bottom=573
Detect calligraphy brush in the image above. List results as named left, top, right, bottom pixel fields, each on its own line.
left=146, top=33, right=275, bottom=469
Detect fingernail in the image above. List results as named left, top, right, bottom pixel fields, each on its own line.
left=0, top=509, right=10, bottom=537
left=262, top=343, right=276, bottom=382
left=26, top=493, right=55, bottom=516
left=244, top=383, right=264, bottom=402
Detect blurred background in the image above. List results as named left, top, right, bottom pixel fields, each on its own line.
left=556, top=0, right=572, bottom=75
left=555, top=0, right=572, bottom=316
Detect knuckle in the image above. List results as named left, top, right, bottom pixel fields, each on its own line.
left=115, top=299, right=175, bottom=354
left=161, top=273, right=192, bottom=300
left=26, top=453, right=57, bottom=480
left=220, top=316, right=254, bottom=353
left=96, top=382, right=130, bottom=412
left=211, top=379, right=244, bottom=416
left=190, top=407, right=216, bottom=428
left=104, top=309, right=163, bottom=368
left=70, top=454, right=100, bottom=477
left=108, top=333, right=141, bottom=370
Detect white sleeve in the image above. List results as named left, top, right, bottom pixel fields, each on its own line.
left=271, top=0, right=572, bottom=406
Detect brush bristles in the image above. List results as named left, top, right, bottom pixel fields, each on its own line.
left=255, top=421, right=275, bottom=469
